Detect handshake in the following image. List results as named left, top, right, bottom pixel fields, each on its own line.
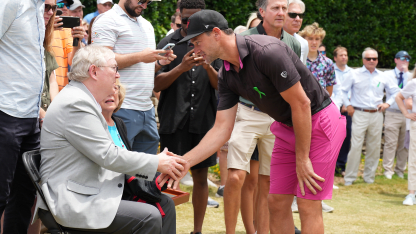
left=156, top=148, right=190, bottom=190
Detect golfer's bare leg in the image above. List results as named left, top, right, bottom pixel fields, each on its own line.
left=268, top=194, right=294, bottom=234
left=256, top=175, right=270, bottom=234
left=297, top=198, right=323, bottom=234
left=241, top=160, right=259, bottom=234
left=224, top=168, right=246, bottom=234
left=191, top=168, right=209, bottom=233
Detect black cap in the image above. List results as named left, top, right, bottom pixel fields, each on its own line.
left=177, top=10, right=228, bottom=44
left=395, top=51, right=411, bottom=60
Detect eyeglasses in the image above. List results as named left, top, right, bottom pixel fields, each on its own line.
left=45, top=4, right=57, bottom=13
left=99, top=65, right=119, bottom=74
left=398, top=56, right=410, bottom=62
left=181, top=17, right=189, bottom=24
left=176, top=23, right=182, bottom=28
left=56, top=2, right=70, bottom=8
left=288, top=12, right=304, bottom=19
left=364, top=57, right=378, bottom=61
left=138, top=0, right=152, bottom=5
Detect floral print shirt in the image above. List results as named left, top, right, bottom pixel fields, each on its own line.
left=306, top=53, right=336, bottom=89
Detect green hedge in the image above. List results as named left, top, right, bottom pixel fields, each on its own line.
left=80, top=0, right=415, bottom=69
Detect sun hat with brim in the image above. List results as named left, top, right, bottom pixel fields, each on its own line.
left=177, top=10, right=229, bottom=44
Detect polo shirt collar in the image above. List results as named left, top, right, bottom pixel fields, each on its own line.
left=256, top=21, right=285, bottom=40
left=334, top=64, right=351, bottom=72
left=113, top=4, right=139, bottom=22
left=360, top=65, right=379, bottom=74
left=223, top=34, right=249, bottom=71
left=171, top=28, right=183, bottom=41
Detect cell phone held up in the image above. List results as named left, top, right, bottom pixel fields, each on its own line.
left=59, top=16, right=81, bottom=47
left=159, top=43, right=175, bottom=56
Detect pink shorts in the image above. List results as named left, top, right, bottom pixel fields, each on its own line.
left=269, top=102, right=346, bottom=200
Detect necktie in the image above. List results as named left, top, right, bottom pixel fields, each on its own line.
left=398, top=72, right=404, bottom=89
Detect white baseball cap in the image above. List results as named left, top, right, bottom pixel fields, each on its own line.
left=97, top=0, right=114, bottom=4
left=69, top=0, right=85, bottom=11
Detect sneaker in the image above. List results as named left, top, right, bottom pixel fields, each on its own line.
left=333, top=184, right=339, bottom=189
left=403, top=194, right=415, bottom=206
left=321, top=201, right=334, bottom=213
left=291, top=197, right=298, bottom=213
left=344, top=181, right=352, bottom=186
left=396, top=172, right=404, bottom=179
left=216, top=185, right=224, bottom=197
left=180, top=172, right=194, bottom=186
left=384, top=173, right=392, bottom=180
left=207, top=197, right=219, bottom=208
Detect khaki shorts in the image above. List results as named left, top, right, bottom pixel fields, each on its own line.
left=228, top=103, right=275, bottom=175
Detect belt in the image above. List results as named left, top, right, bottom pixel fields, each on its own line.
left=353, top=107, right=378, bottom=113
left=282, top=98, right=333, bottom=127
left=386, top=109, right=403, bottom=114
left=239, top=102, right=261, bottom=112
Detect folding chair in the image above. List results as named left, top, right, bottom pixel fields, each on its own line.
left=22, top=150, right=100, bottom=234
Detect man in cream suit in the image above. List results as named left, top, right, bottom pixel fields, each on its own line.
left=33, top=45, right=187, bottom=233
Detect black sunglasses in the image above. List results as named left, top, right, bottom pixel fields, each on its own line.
left=45, top=4, right=57, bottom=12
left=181, top=17, right=189, bottom=24
left=138, top=0, right=152, bottom=5
left=364, top=57, right=378, bottom=61
left=175, top=23, right=182, bottom=28
left=288, top=12, right=304, bottom=19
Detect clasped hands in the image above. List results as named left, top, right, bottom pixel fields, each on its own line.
left=156, top=148, right=190, bottom=190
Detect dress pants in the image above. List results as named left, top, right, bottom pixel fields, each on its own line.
left=344, top=110, right=383, bottom=184
left=38, top=194, right=176, bottom=234
left=382, top=111, right=408, bottom=176
left=408, top=121, right=416, bottom=191
left=0, top=110, right=40, bottom=234
left=336, top=111, right=352, bottom=172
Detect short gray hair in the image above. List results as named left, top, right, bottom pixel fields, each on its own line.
left=288, top=0, right=305, bottom=13
left=362, top=47, right=378, bottom=59
left=257, top=0, right=288, bottom=11
left=68, top=45, right=115, bottom=82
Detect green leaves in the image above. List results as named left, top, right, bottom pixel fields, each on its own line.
left=81, top=0, right=415, bottom=69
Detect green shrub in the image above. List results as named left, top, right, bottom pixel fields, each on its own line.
left=81, top=0, right=416, bottom=69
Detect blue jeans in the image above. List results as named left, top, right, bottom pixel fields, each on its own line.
left=113, top=108, right=160, bottom=154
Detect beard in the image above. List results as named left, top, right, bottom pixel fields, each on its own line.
left=124, top=0, right=142, bottom=17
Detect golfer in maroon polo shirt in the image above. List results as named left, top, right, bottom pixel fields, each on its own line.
left=162, top=10, right=346, bottom=234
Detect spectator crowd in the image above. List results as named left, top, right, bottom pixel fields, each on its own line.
left=0, top=0, right=415, bottom=233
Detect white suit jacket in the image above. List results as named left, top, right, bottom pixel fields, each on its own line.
left=33, top=81, right=159, bottom=229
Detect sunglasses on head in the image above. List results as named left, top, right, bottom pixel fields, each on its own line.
left=138, top=0, right=152, bottom=5
left=56, top=2, right=70, bottom=8
left=288, top=12, right=304, bottom=19
left=320, top=51, right=326, bottom=55
left=364, top=57, right=378, bottom=61
left=181, top=17, right=189, bottom=24
left=45, top=4, right=57, bottom=12
left=398, top=56, right=410, bottom=62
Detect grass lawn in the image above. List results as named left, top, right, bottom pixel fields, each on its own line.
left=175, top=161, right=415, bottom=234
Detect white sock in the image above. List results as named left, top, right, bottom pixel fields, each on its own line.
left=219, top=185, right=225, bottom=189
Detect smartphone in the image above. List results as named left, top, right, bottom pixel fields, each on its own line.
left=60, top=16, right=80, bottom=28
left=159, top=43, right=175, bottom=56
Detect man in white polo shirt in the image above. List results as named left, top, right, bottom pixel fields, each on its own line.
left=92, top=0, right=175, bottom=155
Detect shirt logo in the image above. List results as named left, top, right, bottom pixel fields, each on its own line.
left=281, top=71, right=287, bottom=78
left=205, top=25, right=209, bottom=29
